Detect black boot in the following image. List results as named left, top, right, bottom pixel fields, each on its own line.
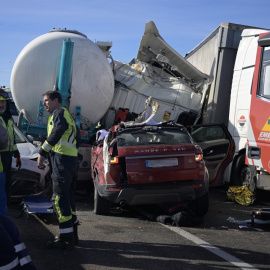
left=50, top=231, right=75, bottom=250
left=47, top=238, right=74, bottom=250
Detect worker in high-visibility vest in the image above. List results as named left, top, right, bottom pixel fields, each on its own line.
left=0, top=88, right=21, bottom=203
left=0, top=212, right=37, bottom=269
left=0, top=120, right=8, bottom=216
left=37, top=91, right=81, bottom=250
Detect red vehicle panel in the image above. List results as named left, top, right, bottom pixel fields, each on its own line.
left=248, top=32, right=270, bottom=173
left=124, top=147, right=204, bottom=184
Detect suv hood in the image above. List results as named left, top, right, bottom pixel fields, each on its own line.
left=17, top=142, right=39, bottom=160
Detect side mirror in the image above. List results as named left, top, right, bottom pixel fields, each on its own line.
left=26, top=134, right=34, bottom=143
left=258, top=33, right=270, bottom=47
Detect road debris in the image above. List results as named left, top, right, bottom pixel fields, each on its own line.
left=226, top=186, right=255, bottom=206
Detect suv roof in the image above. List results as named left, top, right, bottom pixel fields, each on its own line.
left=114, top=121, right=186, bottom=133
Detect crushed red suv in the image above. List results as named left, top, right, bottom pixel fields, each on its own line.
left=91, top=121, right=211, bottom=216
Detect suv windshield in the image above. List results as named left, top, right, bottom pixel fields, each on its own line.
left=116, top=127, right=192, bottom=147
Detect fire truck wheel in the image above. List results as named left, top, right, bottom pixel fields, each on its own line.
left=93, top=175, right=110, bottom=215
left=232, top=154, right=256, bottom=192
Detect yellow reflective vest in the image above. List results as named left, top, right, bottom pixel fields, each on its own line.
left=42, top=107, right=78, bottom=157
left=0, top=117, right=17, bottom=153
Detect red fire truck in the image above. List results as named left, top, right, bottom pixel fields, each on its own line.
left=247, top=32, right=270, bottom=191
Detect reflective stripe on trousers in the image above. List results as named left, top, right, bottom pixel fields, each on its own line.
left=0, top=257, right=19, bottom=270
left=55, top=195, right=72, bottom=224
left=19, top=255, right=32, bottom=267
left=14, top=243, right=26, bottom=252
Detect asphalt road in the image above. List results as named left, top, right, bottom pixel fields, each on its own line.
left=7, top=186, right=270, bottom=270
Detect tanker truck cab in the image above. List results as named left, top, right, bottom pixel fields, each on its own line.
left=246, top=32, right=270, bottom=190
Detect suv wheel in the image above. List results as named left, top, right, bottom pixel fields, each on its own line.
left=94, top=177, right=110, bottom=215
left=190, top=192, right=209, bottom=217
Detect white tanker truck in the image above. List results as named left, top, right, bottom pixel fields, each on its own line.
left=11, top=29, right=114, bottom=129
left=10, top=29, right=115, bottom=184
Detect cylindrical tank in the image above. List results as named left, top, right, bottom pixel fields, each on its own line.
left=11, top=29, right=114, bottom=130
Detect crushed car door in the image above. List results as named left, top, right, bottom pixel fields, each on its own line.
left=189, top=124, right=235, bottom=186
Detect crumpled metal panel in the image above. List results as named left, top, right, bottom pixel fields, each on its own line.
left=137, top=21, right=209, bottom=83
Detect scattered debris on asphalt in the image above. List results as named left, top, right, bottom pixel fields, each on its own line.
left=226, top=186, right=255, bottom=206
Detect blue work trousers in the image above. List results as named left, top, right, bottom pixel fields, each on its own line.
left=0, top=171, right=7, bottom=216
left=50, top=151, right=78, bottom=241
left=1, top=151, right=13, bottom=201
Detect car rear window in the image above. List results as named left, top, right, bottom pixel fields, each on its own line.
left=116, top=127, right=192, bottom=147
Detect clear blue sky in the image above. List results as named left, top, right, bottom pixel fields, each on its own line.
left=1, top=0, right=270, bottom=87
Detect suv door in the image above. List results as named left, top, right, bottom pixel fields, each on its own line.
left=189, top=124, right=235, bottom=185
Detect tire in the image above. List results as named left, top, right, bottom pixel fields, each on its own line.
left=190, top=192, right=209, bottom=217
left=11, top=170, right=52, bottom=200
left=232, top=154, right=256, bottom=192
left=93, top=176, right=110, bottom=215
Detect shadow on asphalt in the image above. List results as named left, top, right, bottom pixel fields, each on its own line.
left=7, top=185, right=270, bottom=269
left=75, top=185, right=270, bottom=231
left=18, top=238, right=270, bottom=270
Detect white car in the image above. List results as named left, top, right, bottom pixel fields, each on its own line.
left=11, top=126, right=51, bottom=199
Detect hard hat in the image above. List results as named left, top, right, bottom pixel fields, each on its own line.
left=0, top=88, right=9, bottom=101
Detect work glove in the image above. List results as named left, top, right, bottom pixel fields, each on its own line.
left=15, top=157, right=21, bottom=169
